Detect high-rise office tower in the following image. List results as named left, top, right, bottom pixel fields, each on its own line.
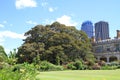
left=81, top=21, right=94, bottom=38
left=95, top=21, right=109, bottom=41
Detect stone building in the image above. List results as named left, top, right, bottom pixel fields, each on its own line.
left=92, top=30, right=120, bottom=63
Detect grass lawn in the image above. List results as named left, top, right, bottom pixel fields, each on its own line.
left=37, top=69, right=120, bottom=80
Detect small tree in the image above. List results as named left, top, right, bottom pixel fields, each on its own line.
left=8, top=49, right=17, bottom=65
left=0, top=45, right=7, bottom=62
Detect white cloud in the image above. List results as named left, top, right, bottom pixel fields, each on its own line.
left=0, top=31, right=25, bottom=39
left=0, top=24, right=4, bottom=28
left=49, top=7, right=54, bottom=12
left=48, top=7, right=57, bottom=12
left=26, top=20, right=37, bottom=25
left=56, top=15, right=78, bottom=26
left=15, top=0, right=37, bottom=9
left=0, top=31, right=25, bottom=47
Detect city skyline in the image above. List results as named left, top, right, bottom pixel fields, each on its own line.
left=0, top=0, right=120, bottom=53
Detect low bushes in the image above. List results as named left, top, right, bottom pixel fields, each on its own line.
left=92, top=63, right=101, bottom=70
left=0, top=62, right=38, bottom=80
left=0, top=62, right=10, bottom=70
left=40, top=61, right=64, bottom=71
left=1, top=59, right=120, bottom=80
left=101, top=65, right=118, bottom=70
left=67, top=60, right=86, bottom=70
left=0, top=68, right=23, bottom=80
left=39, top=60, right=86, bottom=71
left=92, top=61, right=120, bottom=70
left=67, top=62, right=76, bottom=70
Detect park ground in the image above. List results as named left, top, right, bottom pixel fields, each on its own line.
left=37, top=69, right=120, bottom=80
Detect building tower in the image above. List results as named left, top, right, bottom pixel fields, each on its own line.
left=81, top=21, right=94, bottom=38
left=95, top=21, right=110, bottom=41
left=116, top=30, right=120, bottom=39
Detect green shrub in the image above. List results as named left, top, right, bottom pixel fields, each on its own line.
left=101, top=65, right=117, bottom=70
left=0, top=56, right=4, bottom=62
left=110, top=62, right=119, bottom=66
left=74, top=60, right=84, bottom=70
left=0, top=68, right=22, bottom=80
left=0, top=62, right=38, bottom=80
left=117, top=65, right=120, bottom=69
left=67, top=62, right=76, bottom=70
left=40, top=61, right=63, bottom=71
left=67, top=60, right=85, bottom=70
left=0, top=62, right=9, bottom=70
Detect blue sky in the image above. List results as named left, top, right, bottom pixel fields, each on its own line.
left=0, top=0, right=120, bottom=54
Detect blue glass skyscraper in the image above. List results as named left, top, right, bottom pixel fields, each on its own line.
left=81, top=21, right=94, bottom=38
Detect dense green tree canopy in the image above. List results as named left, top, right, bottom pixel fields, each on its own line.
left=17, top=22, right=94, bottom=64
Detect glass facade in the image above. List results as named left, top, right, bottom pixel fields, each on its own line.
left=95, top=21, right=110, bottom=41
left=81, top=21, right=94, bottom=38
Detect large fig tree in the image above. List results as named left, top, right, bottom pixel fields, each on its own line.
left=16, top=22, right=94, bottom=64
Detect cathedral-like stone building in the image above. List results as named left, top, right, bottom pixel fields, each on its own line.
left=92, top=30, right=120, bottom=63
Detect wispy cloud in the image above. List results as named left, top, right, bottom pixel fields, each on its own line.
left=3, top=21, right=7, bottom=24
left=0, top=24, right=4, bottom=28
left=0, top=20, right=14, bottom=28
left=41, top=2, right=48, bottom=7
left=26, top=20, right=37, bottom=25
left=10, top=24, right=13, bottom=27
left=0, top=31, right=25, bottom=39
left=15, top=0, right=37, bottom=9
left=48, top=7, right=57, bottom=12
left=56, top=15, right=78, bottom=26
left=41, top=2, right=57, bottom=12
